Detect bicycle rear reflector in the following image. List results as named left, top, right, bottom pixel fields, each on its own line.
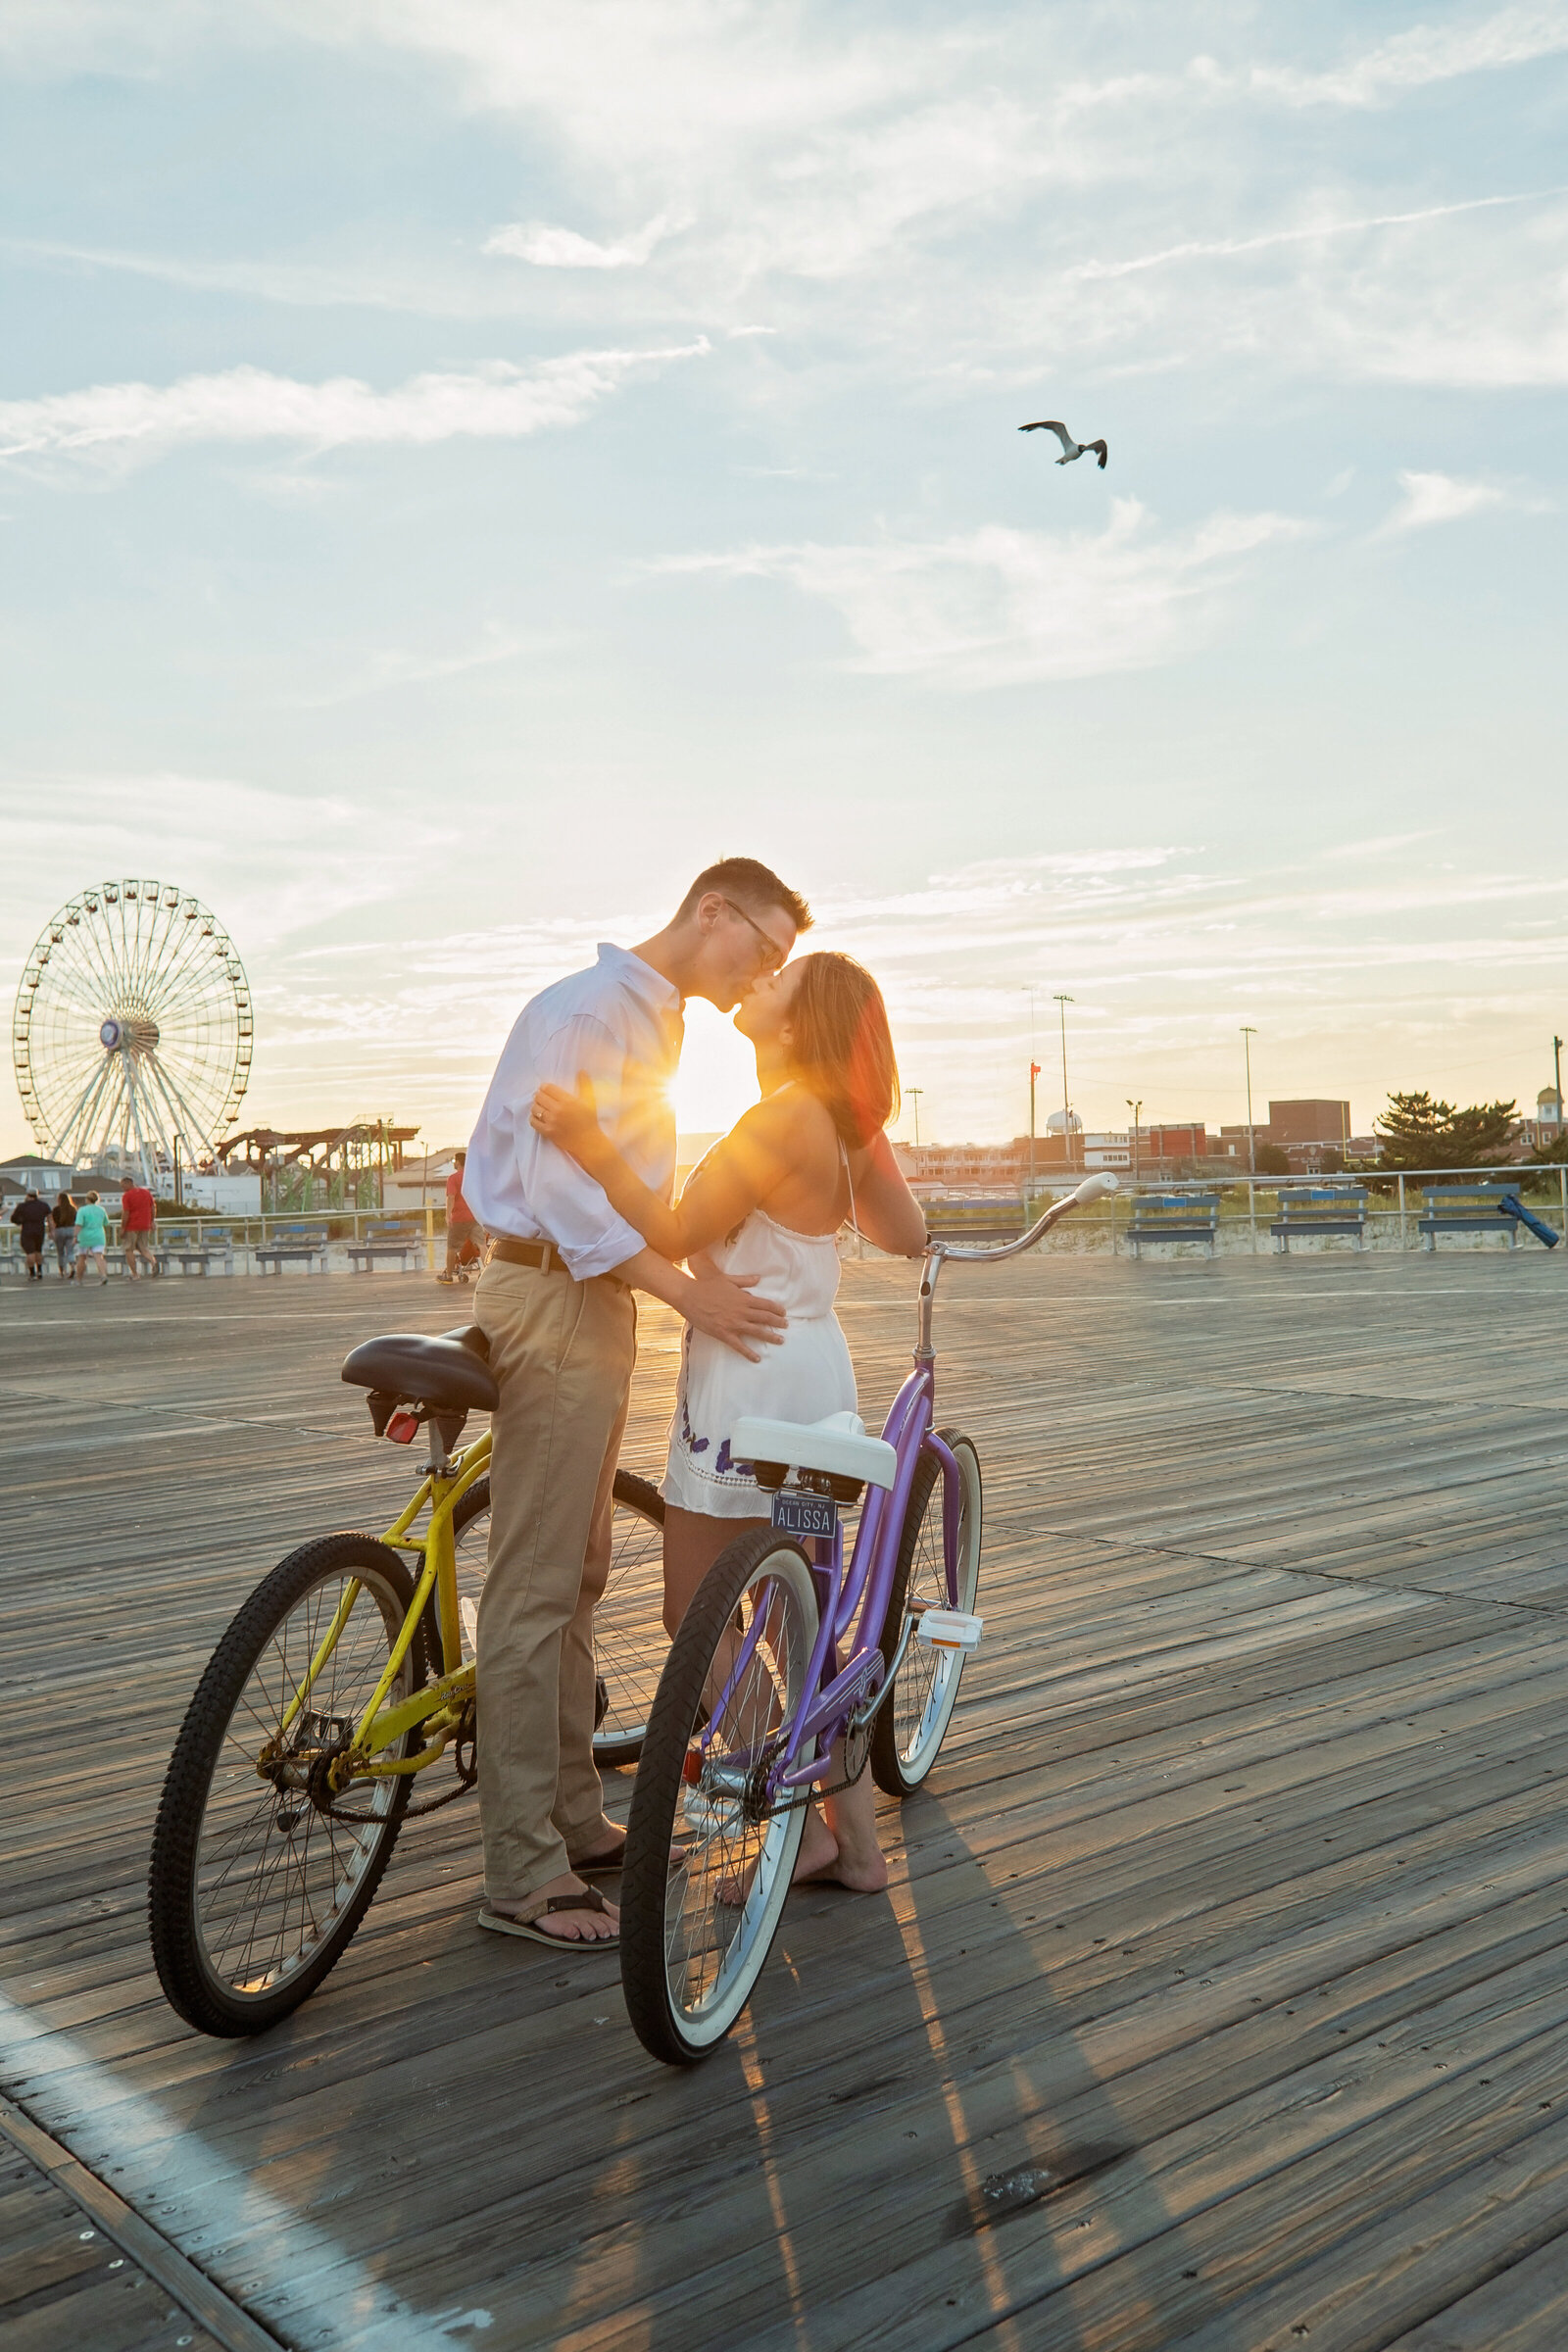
left=917, top=1608, right=984, bottom=1652
left=385, top=1408, right=420, bottom=1445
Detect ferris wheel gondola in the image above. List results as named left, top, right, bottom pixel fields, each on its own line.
left=12, top=880, right=252, bottom=1187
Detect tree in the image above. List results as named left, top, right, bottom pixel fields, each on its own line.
left=1376, top=1090, right=1518, bottom=1172
left=1253, top=1143, right=1291, bottom=1176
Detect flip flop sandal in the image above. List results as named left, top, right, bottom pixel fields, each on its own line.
left=477, top=1886, right=618, bottom=1948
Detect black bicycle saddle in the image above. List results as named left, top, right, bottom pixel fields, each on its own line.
left=341, top=1323, right=498, bottom=1415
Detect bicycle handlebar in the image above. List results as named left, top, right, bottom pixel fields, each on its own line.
left=928, top=1171, right=1121, bottom=1264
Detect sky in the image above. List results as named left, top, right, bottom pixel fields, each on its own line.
left=2, top=1, right=1566, bottom=1154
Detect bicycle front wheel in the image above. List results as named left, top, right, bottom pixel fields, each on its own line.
left=446, top=1469, right=666, bottom=1765
left=620, top=1532, right=817, bottom=2065
left=148, top=1535, right=418, bottom=2036
left=871, top=1428, right=983, bottom=1797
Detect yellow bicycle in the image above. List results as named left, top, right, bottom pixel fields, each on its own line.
left=149, top=1325, right=664, bottom=2037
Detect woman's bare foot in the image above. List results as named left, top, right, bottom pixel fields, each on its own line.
left=792, top=1800, right=889, bottom=1893
left=792, top=1809, right=841, bottom=1885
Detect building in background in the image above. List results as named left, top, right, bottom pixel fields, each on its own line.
left=1519, top=1090, right=1565, bottom=1150
left=1260, top=1098, right=1353, bottom=1174
left=0, top=1153, right=74, bottom=1193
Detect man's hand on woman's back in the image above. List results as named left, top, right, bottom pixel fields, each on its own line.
left=617, top=1248, right=787, bottom=1362
left=685, top=1267, right=788, bottom=1362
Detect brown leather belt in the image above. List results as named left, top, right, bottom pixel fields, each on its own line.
left=490, top=1234, right=564, bottom=1274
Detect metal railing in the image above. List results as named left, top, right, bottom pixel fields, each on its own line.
left=930, top=1162, right=1568, bottom=1257
left=1, top=1203, right=452, bottom=1270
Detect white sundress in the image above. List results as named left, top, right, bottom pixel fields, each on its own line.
left=662, top=1199, right=858, bottom=1521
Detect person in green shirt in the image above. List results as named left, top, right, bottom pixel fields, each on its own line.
left=74, top=1192, right=109, bottom=1283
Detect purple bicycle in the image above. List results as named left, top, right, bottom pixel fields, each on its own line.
left=619, top=1171, right=1119, bottom=2064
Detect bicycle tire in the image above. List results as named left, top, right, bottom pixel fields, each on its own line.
left=870, top=1428, right=983, bottom=1798
left=439, top=1469, right=666, bottom=1764
left=148, top=1534, right=417, bottom=2036
left=620, top=1531, right=817, bottom=2064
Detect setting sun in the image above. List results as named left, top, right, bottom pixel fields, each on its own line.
left=669, top=1001, right=761, bottom=1143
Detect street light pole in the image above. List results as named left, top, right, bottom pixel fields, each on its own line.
left=907, top=1088, right=923, bottom=1148
left=1241, top=1026, right=1258, bottom=1175
left=1028, top=1060, right=1040, bottom=1200
left=1054, top=994, right=1075, bottom=1169
left=1241, top=1025, right=1259, bottom=1256
left=1126, top=1098, right=1142, bottom=1189
left=1554, top=1035, right=1564, bottom=1135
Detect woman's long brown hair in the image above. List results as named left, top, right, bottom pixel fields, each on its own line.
left=787, top=953, right=900, bottom=1148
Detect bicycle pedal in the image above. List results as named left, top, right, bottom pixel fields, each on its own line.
left=916, top=1608, right=984, bottom=1652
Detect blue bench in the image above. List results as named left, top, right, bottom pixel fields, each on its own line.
left=1127, top=1193, right=1220, bottom=1259
left=155, top=1225, right=236, bottom=1275
left=256, top=1225, right=331, bottom=1274
left=1270, top=1188, right=1368, bottom=1254
left=1418, top=1184, right=1523, bottom=1251
left=347, top=1226, right=425, bottom=1273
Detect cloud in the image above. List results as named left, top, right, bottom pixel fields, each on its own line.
left=1064, top=189, right=1562, bottom=285
left=0, top=343, right=708, bottom=466
left=484, top=215, right=672, bottom=269
left=1247, top=5, right=1568, bottom=108
left=1378, top=469, right=1541, bottom=533
left=289, top=623, right=556, bottom=708
left=654, top=501, right=1309, bottom=687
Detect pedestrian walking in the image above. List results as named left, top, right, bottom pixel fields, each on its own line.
left=74, top=1192, right=110, bottom=1283
left=438, top=1149, right=484, bottom=1284
left=10, top=1190, right=49, bottom=1279
left=121, top=1177, right=158, bottom=1279
left=51, top=1192, right=76, bottom=1278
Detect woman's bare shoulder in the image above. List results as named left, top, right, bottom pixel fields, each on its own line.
left=743, top=1083, right=838, bottom=1154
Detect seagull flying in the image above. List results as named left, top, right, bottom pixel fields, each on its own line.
left=1020, top=419, right=1107, bottom=468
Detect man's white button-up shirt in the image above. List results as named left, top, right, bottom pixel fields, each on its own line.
left=465, top=945, right=683, bottom=1281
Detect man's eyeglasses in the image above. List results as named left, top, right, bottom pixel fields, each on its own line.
left=722, top=898, right=790, bottom=975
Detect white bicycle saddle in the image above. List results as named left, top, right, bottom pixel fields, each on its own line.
left=730, top=1409, right=898, bottom=1492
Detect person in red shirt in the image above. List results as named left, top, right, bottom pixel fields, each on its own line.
left=440, top=1149, right=483, bottom=1284
left=120, top=1181, right=158, bottom=1280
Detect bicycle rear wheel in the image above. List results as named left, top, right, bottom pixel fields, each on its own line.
left=620, top=1532, right=817, bottom=2064
left=871, top=1428, right=982, bottom=1798
left=148, top=1535, right=417, bottom=2036
left=445, top=1470, right=666, bottom=1765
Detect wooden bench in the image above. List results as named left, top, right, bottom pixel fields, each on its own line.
left=1418, top=1184, right=1523, bottom=1251
left=1126, top=1193, right=1220, bottom=1259
left=347, top=1227, right=425, bottom=1273
left=1270, top=1188, right=1368, bottom=1254
left=255, top=1227, right=331, bottom=1275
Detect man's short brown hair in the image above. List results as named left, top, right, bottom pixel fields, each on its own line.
left=676, top=858, right=812, bottom=934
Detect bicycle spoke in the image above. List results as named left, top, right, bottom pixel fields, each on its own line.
left=188, top=1569, right=406, bottom=1998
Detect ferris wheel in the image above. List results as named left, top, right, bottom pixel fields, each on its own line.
left=13, top=880, right=252, bottom=1186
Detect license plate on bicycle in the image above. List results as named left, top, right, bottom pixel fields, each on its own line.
left=771, top=1489, right=837, bottom=1542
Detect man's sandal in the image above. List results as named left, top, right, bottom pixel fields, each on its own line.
left=476, top=1886, right=618, bottom=1948
left=573, top=1836, right=688, bottom=1879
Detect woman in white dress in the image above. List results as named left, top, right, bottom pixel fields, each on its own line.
left=532, top=950, right=927, bottom=1890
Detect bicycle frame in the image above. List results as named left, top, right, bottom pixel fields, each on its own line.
left=270, top=1428, right=494, bottom=1789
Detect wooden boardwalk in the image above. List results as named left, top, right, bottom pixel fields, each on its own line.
left=4, top=1248, right=1568, bottom=2350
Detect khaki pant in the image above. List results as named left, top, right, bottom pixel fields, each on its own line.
left=472, top=1255, right=637, bottom=1903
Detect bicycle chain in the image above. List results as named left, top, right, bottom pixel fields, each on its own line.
left=315, top=1700, right=477, bottom=1825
